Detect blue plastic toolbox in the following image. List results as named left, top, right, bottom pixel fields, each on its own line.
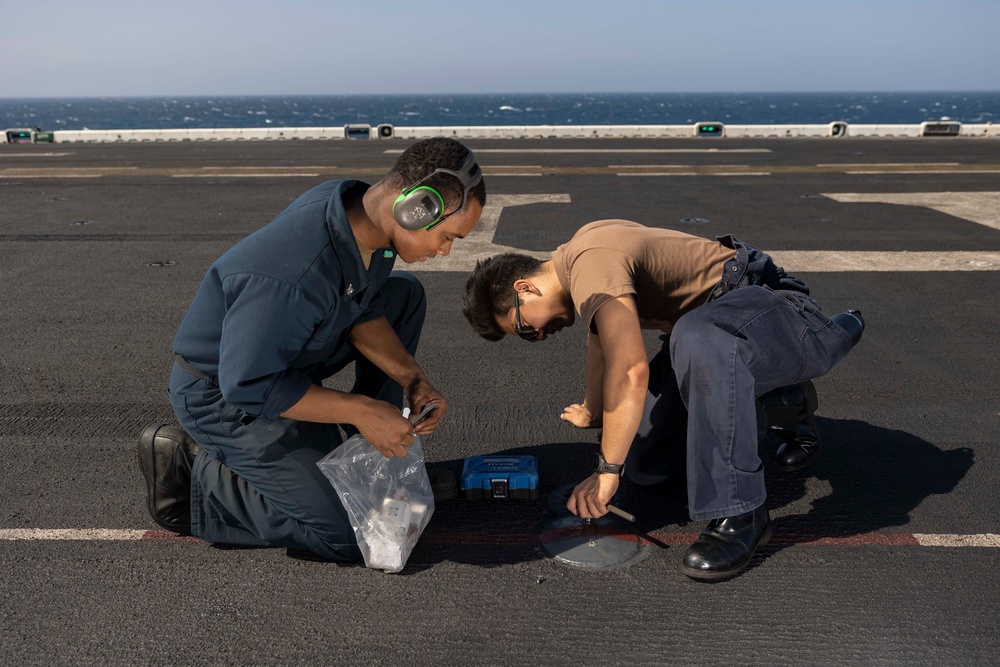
left=461, top=455, right=539, bottom=501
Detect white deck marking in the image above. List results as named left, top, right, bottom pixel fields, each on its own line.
left=846, top=170, right=1000, bottom=175
left=824, top=191, right=1000, bottom=231
left=817, top=163, right=962, bottom=167
left=1, top=529, right=998, bottom=547
left=616, top=164, right=751, bottom=168
left=402, top=188, right=1000, bottom=273
left=913, top=534, right=1000, bottom=547
left=406, top=194, right=570, bottom=272
left=384, top=149, right=773, bottom=154
left=769, top=251, right=1000, bottom=271
left=204, top=166, right=333, bottom=170
left=172, top=173, right=321, bottom=178
left=0, top=152, right=75, bottom=157
left=608, top=164, right=750, bottom=169
left=0, top=529, right=147, bottom=540
left=618, top=172, right=771, bottom=177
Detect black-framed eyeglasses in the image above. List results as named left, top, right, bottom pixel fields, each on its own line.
left=513, top=288, right=539, bottom=341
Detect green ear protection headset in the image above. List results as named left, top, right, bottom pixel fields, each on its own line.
left=392, top=150, right=482, bottom=231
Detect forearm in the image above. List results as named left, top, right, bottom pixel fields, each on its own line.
left=569, top=296, right=647, bottom=520
left=281, top=378, right=427, bottom=459
left=349, top=316, right=427, bottom=390
left=584, top=332, right=606, bottom=416
left=279, top=384, right=373, bottom=424
left=349, top=315, right=446, bottom=430
left=599, top=363, right=648, bottom=465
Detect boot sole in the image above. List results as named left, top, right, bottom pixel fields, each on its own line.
left=678, top=524, right=773, bottom=581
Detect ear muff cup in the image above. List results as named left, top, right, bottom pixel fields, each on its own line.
left=392, top=150, right=482, bottom=232
left=393, top=185, right=445, bottom=231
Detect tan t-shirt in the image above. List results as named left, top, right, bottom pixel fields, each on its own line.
left=550, top=220, right=737, bottom=333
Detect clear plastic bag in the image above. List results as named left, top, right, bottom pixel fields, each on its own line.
left=317, top=434, right=435, bottom=573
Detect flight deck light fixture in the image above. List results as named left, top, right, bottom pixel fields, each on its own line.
left=695, top=122, right=724, bottom=137
left=344, top=124, right=372, bottom=140
left=5, top=129, right=34, bottom=143
left=921, top=121, right=962, bottom=137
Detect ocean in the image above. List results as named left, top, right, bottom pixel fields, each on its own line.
left=1, top=92, right=997, bottom=131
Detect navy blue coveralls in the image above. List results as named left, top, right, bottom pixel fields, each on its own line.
left=624, top=236, right=854, bottom=521
left=169, top=179, right=425, bottom=560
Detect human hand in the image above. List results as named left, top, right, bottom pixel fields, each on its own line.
left=560, top=402, right=602, bottom=429
left=406, top=380, right=447, bottom=436
left=567, top=472, right=619, bottom=519
left=357, top=398, right=418, bottom=458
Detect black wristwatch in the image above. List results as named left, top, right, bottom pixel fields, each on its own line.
left=594, top=452, right=625, bottom=477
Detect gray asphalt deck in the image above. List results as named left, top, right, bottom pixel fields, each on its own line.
left=1, top=138, right=998, bottom=666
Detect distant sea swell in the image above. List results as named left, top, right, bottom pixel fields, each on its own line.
left=1, top=92, right=997, bottom=131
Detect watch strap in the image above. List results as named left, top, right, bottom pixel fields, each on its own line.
left=594, top=452, right=625, bottom=477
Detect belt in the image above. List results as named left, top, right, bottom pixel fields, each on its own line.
left=174, top=354, right=212, bottom=381
left=707, top=234, right=792, bottom=303
left=174, top=354, right=257, bottom=425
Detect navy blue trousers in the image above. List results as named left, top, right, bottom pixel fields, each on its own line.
left=625, top=286, right=854, bottom=520
left=169, top=271, right=426, bottom=560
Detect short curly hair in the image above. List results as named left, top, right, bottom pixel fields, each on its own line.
left=388, top=137, right=486, bottom=210
left=462, top=253, right=545, bottom=341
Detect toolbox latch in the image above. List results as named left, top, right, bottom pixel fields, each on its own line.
left=490, top=478, right=509, bottom=499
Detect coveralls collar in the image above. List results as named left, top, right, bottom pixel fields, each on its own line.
left=326, top=180, right=396, bottom=294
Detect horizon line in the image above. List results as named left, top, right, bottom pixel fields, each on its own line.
left=2, top=89, right=1000, bottom=101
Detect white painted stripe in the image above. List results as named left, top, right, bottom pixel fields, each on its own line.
left=171, top=173, right=321, bottom=178
left=618, top=172, right=771, bottom=177
left=385, top=149, right=774, bottom=154
left=0, top=529, right=146, bottom=540
left=487, top=173, right=543, bottom=177
left=616, top=164, right=751, bottom=168
left=0, top=174, right=102, bottom=178
left=617, top=172, right=699, bottom=177
left=770, top=251, right=1000, bottom=271
left=0, top=152, right=75, bottom=157
left=0, top=528, right=997, bottom=547
left=392, top=188, right=1000, bottom=274
left=847, top=170, right=1000, bottom=175
left=408, top=193, right=571, bottom=272
left=203, top=166, right=332, bottom=170
left=818, top=163, right=962, bottom=167
left=913, top=534, right=1000, bottom=547
left=412, top=250, right=1000, bottom=273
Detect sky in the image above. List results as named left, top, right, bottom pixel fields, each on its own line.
left=2, top=0, right=998, bottom=97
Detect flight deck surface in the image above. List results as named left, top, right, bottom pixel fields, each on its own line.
left=1, top=137, right=998, bottom=666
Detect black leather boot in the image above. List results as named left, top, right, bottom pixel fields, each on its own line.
left=761, top=309, right=865, bottom=472
left=760, top=381, right=821, bottom=472
left=137, top=423, right=204, bottom=535
left=680, top=503, right=772, bottom=580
